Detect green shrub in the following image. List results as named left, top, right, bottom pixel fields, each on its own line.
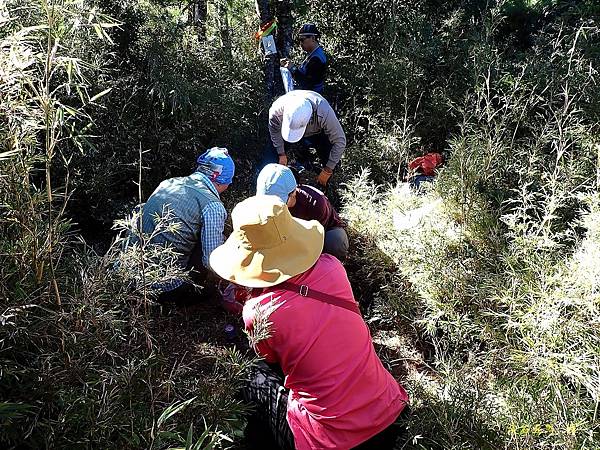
left=0, top=1, right=254, bottom=447
left=339, top=4, right=599, bottom=448
left=2, top=0, right=600, bottom=448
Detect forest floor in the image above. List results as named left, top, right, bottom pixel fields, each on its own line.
left=98, top=153, right=431, bottom=448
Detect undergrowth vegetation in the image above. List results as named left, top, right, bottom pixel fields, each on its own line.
left=344, top=176, right=600, bottom=448
left=341, top=4, right=600, bottom=447
left=1, top=0, right=254, bottom=447
left=1, top=0, right=599, bottom=448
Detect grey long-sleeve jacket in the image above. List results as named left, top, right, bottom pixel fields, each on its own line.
left=268, top=90, right=346, bottom=170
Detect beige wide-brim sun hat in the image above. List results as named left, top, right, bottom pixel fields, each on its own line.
left=209, top=195, right=324, bottom=288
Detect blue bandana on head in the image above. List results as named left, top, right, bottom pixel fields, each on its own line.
left=196, top=147, right=235, bottom=185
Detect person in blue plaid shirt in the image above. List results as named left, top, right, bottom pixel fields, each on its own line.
left=140, top=147, right=235, bottom=303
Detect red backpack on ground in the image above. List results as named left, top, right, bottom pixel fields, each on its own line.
left=408, top=152, right=443, bottom=176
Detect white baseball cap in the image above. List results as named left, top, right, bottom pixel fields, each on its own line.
left=281, top=96, right=313, bottom=143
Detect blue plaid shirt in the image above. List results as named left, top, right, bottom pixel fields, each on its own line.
left=200, top=197, right=227, bottom=269
left=142, top=171, right=226, bottom=292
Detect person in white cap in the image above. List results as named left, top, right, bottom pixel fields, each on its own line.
left=209, top=195, right=409, bottom=450
left=256, top=163, right=349, bottom=261
left=268, top=90, right=346, bottom=187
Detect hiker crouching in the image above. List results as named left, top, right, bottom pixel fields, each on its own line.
left=136, top=147, right=234, bottom=303
left=268, top=90, right=346, bottom=188
left=257, top=163, right=348, bottom=262
left=210, top=195, right=409, bottom=450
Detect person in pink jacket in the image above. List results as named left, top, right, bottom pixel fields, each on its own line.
left=210, top=195, right=409, bottom=449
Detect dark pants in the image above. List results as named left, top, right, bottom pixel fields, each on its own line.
left=297, top=131, right=333, bottom=168
left=156, top=243, right=216, bottom=304
left=242, top=362, right=294, bottom=450
left=324, top=227, right=349, bottom=262
left=242, top=362, right=407, bottom=450
left=257, top=132, right=334, bottom=176
left=353, top=414, right=409, bottom=449
left=156, top=282, right=199, bottom=304
left=409, top=174, right=435, bottom=190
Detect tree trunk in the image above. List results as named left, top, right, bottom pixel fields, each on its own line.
left=189, top=0, right=208, bottom=41
left=275, top=0, right=293, bottom=61
left=255, top=0, right=272, bottom=26
left=255, top=0, right=276, bottom=102
left=216, top=0, right=232, bottom=57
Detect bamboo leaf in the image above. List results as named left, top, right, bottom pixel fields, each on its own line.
left=99, top=21, right=120, bottom=29
left=0, top=150, right=19, bottom=161
left=156, top=397, right=196, bottom=430
left=61, top=104, right=79, bottom=117
left=0, top=402, right=33, bottom=420
left=185, top=423, right=194, bottom=448
left=93, top=24, right=103, bottom=39
left=89, top=88, right=112, bottom=103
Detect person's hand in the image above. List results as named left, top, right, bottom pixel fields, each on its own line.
left=316, top=167, right=333, bottom=186
left=278, top=154, right=288, bottom=166
left=280, top=58, right=290, bottom=68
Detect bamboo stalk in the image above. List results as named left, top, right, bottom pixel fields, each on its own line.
left=42, top=0, right=62, bottom=307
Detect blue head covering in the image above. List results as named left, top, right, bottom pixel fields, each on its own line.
left=256, top=163, right=298, bottom=203
left=196, top=147, right=235, bottom=185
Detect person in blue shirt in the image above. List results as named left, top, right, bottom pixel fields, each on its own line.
left=280, top=23, right=327, bottom=94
